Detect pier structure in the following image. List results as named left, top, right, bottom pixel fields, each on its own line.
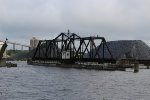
left=32, top=32, right=116, bottom=64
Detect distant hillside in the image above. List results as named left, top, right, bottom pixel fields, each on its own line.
left=8, top=49, right=35, bottom=60
left=7, top=50, right=28, bottom=56
left=8, top=40, right=150, bottom=60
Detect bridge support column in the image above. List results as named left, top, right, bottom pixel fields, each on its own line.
left=134, top=62, right=139, bottom=73
left=13, top=44, right=15, bottom=50
left=21, top=45, right=23, bottom=51
left=29, top=47, right=31, bottom=51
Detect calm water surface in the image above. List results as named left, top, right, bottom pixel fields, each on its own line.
left=0, top=61, right=150, bottom=100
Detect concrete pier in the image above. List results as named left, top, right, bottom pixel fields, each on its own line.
left=134, top=62, right=139, bottom=73
left=28, top=60, right=130, bottom=71
left=0, top=59, right=6, bottom=67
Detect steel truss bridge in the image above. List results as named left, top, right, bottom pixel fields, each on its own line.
left=32, top=32, right=116, bottom=64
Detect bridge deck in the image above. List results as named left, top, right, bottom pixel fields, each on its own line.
left=32, top=58, right=116, bottom=64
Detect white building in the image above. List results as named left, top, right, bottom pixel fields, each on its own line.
left=30, top=37, right=39, bottom=50
left=62, top=51, right=70, bottom=59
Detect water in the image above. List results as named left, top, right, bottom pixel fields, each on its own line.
left=0, top=61, right=150, bottom=100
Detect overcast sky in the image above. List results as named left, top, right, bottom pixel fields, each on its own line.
left=0, top=0, right=150, bottom=46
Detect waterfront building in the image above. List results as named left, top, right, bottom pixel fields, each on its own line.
left=30, top=37, right=39, bottom=50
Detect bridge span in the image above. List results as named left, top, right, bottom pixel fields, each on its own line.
left=0, top=40, right=31, bottom=50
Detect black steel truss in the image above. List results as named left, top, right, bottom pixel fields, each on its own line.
left=32, top=32, right=115, bottom=64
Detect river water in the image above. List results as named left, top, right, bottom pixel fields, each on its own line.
left=0, top=61, right=150, bottom=100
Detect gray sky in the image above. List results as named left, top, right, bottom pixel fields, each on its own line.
left=0, top=0, right=150, bottom=46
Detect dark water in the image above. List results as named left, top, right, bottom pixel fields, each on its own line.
left=0, top=61, right=150, bottom=100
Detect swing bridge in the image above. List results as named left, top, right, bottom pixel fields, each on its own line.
left=32, top=32, right=116, bottom=64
